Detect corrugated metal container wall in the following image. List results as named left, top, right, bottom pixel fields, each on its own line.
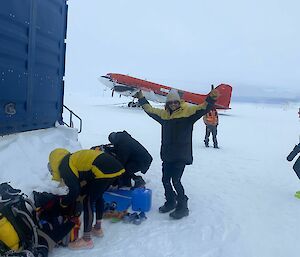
left=0, top=0, right=68, bottom=135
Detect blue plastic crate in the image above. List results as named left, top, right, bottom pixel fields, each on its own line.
left=103, top=189, right=133, bottom=211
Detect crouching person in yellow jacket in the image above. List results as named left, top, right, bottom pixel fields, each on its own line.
left=48, top=148, right=125, bottom=250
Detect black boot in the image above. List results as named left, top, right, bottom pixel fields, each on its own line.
left=159, top=199, right=177, bottom=213
left=169, top=196, right=189, bottom=219
left=204, top=140, right=209, bottom=147
left=159, top=192, right=177, bottom=213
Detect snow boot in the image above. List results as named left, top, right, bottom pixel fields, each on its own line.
left=169, top=196, right=189, bottom=219
left=213, top=144, right=219, bottom=149
left=204, top=140, right=209, bottom=147
left=159, top=199, right=177, bottom=213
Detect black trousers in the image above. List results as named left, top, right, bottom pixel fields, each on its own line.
left=162, top=162, right=186, bottom=202
left=82, top=178, right=114, bottom=232
left=204, top=125, right=218, bottom=146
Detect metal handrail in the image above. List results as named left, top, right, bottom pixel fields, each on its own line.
left=63, top=105, right=82, bottom=133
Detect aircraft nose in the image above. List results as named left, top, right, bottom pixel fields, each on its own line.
left=98, top=76, right=114, bottom=89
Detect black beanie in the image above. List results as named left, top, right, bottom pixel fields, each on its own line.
left=108, top=132, right=117, bottom=143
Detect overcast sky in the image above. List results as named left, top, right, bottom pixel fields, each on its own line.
left=64, top=0, right=300, bottom=100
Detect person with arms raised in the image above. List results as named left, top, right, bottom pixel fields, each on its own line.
left=135, top=88, right=219, bottom=219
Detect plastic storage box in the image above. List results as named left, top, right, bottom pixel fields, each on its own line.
left=131, top=188, right=152, bottom=212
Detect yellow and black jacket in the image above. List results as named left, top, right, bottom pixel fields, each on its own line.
left=138, top=97, right=215, bottom=164
left=49, top=149, right=125, bottom=206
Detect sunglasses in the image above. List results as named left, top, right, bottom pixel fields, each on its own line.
left=167, top=101, right=180, bottom=105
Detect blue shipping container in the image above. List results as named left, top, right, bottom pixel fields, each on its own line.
left=0, top=0, right=68, bottom=135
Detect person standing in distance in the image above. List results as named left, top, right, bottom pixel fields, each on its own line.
left=203, top=107, right=219, bottom=148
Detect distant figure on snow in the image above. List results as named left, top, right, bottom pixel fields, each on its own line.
left=135, top=87, right=219, bottom=220
left=287, top=108, right=300, bottom=198
left=203, top=107, right=219, bottom=148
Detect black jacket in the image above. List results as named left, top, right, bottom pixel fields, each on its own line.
left=109, top=131, right=153, bottom=173
left=138, top=97, right=215, bottom=164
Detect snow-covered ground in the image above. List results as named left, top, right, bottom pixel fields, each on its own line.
left=1, top=90, right=300, bottom=257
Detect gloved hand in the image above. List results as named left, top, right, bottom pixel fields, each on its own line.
left=134, top=90, right=143, bottom=99
left=208, top=89, right=220, bottom=100
left=205, top=88, right=219, bottom=105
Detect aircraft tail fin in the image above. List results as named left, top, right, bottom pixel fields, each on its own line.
left=214, top=84, right=232, bottom=109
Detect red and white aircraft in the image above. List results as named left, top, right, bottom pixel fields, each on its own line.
left=99, top=73, right=232, bottom=109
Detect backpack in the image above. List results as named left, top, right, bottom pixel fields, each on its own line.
left=32, top=191, right=79, bottom=245
left=0, top=183, right=50, bottom=257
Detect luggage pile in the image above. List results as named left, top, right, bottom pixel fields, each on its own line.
left=0, top=183, right=79, bottom=257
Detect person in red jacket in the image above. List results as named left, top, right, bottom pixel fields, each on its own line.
left=203, top=107, right=219, bottom=148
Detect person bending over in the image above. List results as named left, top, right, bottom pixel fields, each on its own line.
left=48, top=148, right=124, bottom=249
